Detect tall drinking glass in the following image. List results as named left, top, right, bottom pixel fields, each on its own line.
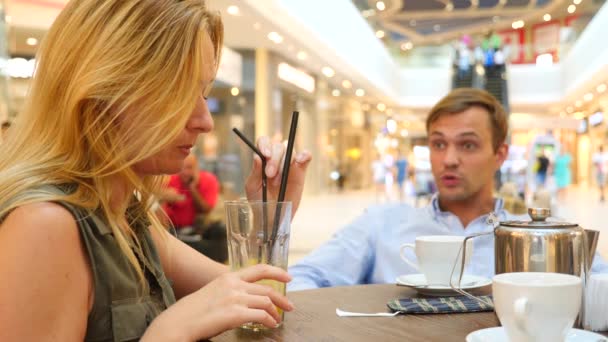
left=225, top=200, right=292, bottom=331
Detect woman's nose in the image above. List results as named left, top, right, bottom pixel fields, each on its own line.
left=187, top=98, right=214, bottom=133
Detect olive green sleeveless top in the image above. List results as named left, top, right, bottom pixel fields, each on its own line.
left=48, top=186, right=177, bottom=341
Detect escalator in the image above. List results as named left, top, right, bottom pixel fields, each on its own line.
left=484, top=65, right=510, bottom=114
left=452, top=67, right=474, bottom=89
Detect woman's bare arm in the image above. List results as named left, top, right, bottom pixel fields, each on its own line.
left=0, top=203, right=92, bottom=341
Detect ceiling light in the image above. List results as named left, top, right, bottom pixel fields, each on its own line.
left=597, top=84, right=607, bottom=93
left=566, top=106, right=574, bottom=113
left=26, top=37, right=38, bottom=46
left=401, top=41, right=414, bottom=50
left=575, top=100, right=583, bottom=108
left=296, top=51, right=308, bottom=60
left=568, top=5, right=576, bottom=13
left=227, top=5, right=240, bottom=16
left=267, top=32, right=283, bottom=44
left=574, top=0, right=582, bottom=4
left=377, top=103, right=387, bottom=112
left=322, top=67, right=335, bottom=78
left=400, top=129, right=409, bottom=137
left=253, top=22, right=261, bottom=30
left=584, top=93, right=594, bottom=102
left=342, top=80, right=352, bottom=89
left=355, top=89, right=365, bottom=97
left=376, top=30, right=385, bottom=39
left=543, top=14, right=552, bottom=21
left=409, top=20, right=417, bottom=27
left=376, top=1, right=386, bottom=11
left=433, top=24, right=441, bottom=32
left=445, top=2, right=454, bottom=11
left=511, top=20, right=525, bottom=29
left=332, top=89, right=341, bottom=97
left=230, top=87, right=240, bottom=96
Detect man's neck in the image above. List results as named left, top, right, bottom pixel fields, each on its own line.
left=437, top=193, right=496, bottom=228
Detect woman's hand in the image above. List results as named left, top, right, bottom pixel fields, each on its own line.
left=244, top=136, right=312, bottom=217
left=142, top=264, right=294, bottom=341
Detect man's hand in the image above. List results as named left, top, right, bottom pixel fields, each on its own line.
left=158, top=188, right=185, bottom=203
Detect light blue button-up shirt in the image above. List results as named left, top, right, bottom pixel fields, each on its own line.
left=288, top=195, right=608, bottom=291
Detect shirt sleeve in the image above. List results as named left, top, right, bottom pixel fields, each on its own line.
left=287, top=208, right=378, bottom=291
left=591, top=252, right=608, bottom=274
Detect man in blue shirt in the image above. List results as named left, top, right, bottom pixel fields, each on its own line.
left=289, top=88, right=607, bottom=291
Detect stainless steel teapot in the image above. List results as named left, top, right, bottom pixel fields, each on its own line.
left=452, top=207, right=599, bottom=327
left=494, top=207, right=598, bottom=277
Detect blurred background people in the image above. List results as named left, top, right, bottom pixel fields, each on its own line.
left=593, top=145, right=608, bottom=201
left=535, top=151, right=550, bottom=188
left=554, top=150, right=573, bottom=199
left=395, top=150, right=409, bottom=202
left=372, top=153, right=386, bottom=202
left=161, top=154, right=226, bottom=262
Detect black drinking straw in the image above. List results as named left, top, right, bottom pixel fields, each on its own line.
left=232, top=128, right=268, bottom=263
left=269, top=111, right=299, bottom=260
left=232, top=128, right=268, bottom=203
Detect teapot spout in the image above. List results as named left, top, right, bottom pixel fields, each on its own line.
left=585, top=229, right=600, bottom=272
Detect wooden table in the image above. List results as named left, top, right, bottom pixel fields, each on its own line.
left=213, top=284, right=501, bottom=342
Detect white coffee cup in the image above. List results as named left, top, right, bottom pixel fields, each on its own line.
left=399, top=235, right=472, bottom=286
left=493, top=272, right=582, bottom=342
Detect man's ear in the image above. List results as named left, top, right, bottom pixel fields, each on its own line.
left=495, top=143, right=509, bottom=169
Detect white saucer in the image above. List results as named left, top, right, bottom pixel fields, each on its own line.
left=466, top=327, right=607, bottom=342
left=395, top=274, right=491, bottom=296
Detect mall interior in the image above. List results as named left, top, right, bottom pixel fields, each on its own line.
left=2, top=0, right=608, bottom=264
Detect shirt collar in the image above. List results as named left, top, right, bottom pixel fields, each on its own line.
left=429, top=193, right=506, bottom=219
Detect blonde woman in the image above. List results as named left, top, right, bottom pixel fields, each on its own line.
left=0, top=1, right=312, bottom=341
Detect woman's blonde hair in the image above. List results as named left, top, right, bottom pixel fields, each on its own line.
left=0, top=0, right=223, bottom=288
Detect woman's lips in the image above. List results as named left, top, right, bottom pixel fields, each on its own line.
left=178, top=145, right=193, bottom=155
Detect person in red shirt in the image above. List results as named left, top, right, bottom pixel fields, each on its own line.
left=163, top=154, right=219, bottom=231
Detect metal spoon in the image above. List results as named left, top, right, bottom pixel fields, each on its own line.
left=335, top=308, right=403, bottom=317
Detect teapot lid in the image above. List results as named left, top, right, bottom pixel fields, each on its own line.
left=500, top=208, right=578, bottom=228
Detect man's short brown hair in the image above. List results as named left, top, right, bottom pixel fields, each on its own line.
left=426, top=88, right=508, bottom=151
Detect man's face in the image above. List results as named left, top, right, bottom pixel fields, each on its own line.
left=428, top=106, right=507, bottom=202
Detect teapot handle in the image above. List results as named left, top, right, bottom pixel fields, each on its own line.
left=449, top=230, right=494, bottom=307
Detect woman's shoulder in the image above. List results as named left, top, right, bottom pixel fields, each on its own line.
left=2, top=201, right=80, bottom=249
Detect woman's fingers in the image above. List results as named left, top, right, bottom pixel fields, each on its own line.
left=266, top=142, right=285, bottom=181
left=242, top=308, right=279, bottom=329
left=256, top=136, right=272, bottom=158
left=245, top=155, right=264, bottom=199
left=237, top=264, right=291, bottom=284
left=245, top=282, right=294, bottom=312
left=239, top=293, right=282, bottom=323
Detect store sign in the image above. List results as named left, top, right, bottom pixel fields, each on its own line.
left=216, top=46, right=242, bottom=87
left=277, top=62, right=315, bottom=93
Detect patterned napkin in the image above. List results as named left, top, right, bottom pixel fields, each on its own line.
left=387, top=295, right=494, bottom=314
